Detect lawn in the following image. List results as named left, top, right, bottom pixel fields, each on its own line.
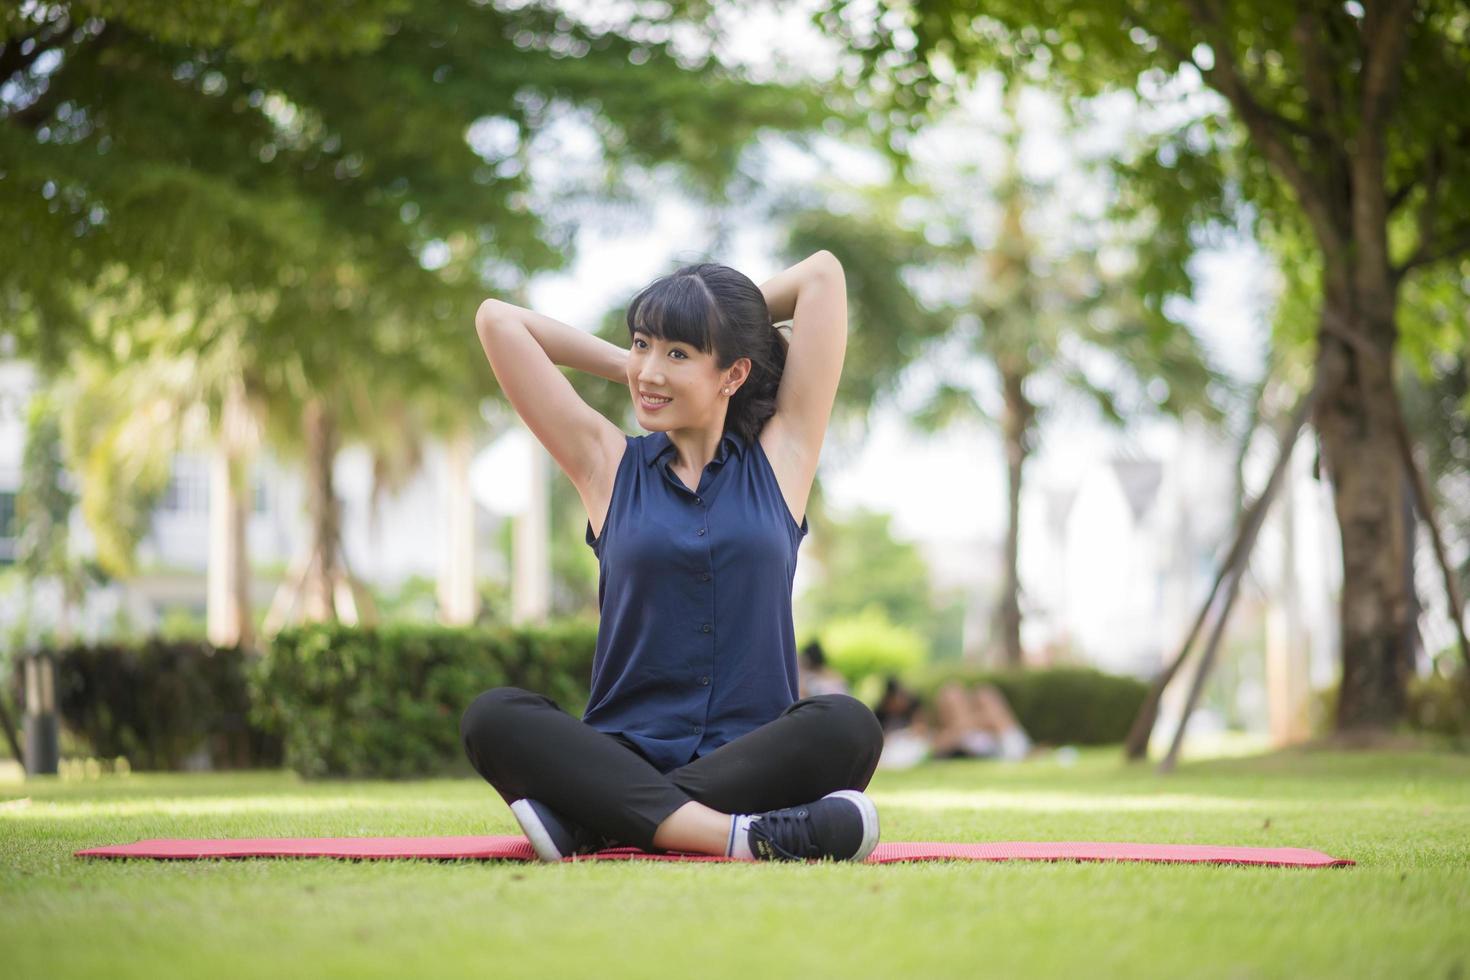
left=3, top=748, right=1468, bottom=978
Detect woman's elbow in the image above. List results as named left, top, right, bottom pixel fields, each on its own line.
left=810, top=250, right=845, bottom=281
left=475, top=298, right=515, bottom=337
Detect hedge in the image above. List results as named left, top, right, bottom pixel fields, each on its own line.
left=16, top=626, right=1175, bottom=772
left=6, top=639, right=280, bottom=770
left=8, top=621, right=599, bottom=778
left=910, top=665, right=1151, bottom=745
left=248, top=620, right=598, bottom=778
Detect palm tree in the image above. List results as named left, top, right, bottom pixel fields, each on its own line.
left=57, top=316, right=262, bottom=647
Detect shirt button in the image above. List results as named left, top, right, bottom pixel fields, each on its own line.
left=701, top=624, right=711, bottom=633
left=699, top=676, right=710, bottom=686
left=699, top=572, right=711, bottom=582
left=693, top=725, right=703, bottom=734
left=697, top=528, right=706, bottom=536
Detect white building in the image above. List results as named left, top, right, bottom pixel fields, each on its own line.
left=0, top=359, right=514, bottom=644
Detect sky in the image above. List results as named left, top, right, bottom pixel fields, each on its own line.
left=514, top=2, right=1278, bottom=546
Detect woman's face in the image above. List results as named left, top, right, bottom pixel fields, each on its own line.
left=628, top=329, right=741, bottom=429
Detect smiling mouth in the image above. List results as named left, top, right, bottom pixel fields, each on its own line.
left=640, top=393, right=673, bottom=406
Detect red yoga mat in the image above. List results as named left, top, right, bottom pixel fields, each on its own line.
left=74, top=835, right=1353, bottom=867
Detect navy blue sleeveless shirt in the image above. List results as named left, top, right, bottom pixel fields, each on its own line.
left=582, top=427, right=810, bottom=772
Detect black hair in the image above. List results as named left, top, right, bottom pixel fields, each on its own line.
left=625, top=262, right=787, bottom=446
left=800, top=640, right=827, bottom=670
left=875, top=675, right=920, bottom=731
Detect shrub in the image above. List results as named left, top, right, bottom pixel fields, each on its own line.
left=1314, top=674, right=1470, bottom=739
left=1406, top=672, right=1470, bottom=737
left=815, top=606, right=929, bottom=685
left=249, top=620, right=598, bottom=779
left=910, top=665, right=1150, bottom=746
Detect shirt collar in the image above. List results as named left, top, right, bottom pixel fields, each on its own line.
left=646, top=429, right=745, bottom=469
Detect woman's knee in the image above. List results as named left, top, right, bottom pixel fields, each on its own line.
left=458, top=686, right=547, bottom=746
left=808, top=693, right=885, bottom=760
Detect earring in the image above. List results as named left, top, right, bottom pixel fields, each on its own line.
left=723, top=388, right=730, bottom=395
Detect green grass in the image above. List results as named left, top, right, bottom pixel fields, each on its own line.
left=4, top=749, right=1469, bottom=979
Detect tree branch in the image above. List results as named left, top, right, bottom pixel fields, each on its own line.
left=1124, top=3, right=1327, bottom=145
left=1176, top=0, right=1345, bottom=264
left=0, top=15, right=71, bottom=87
left=5, top=21, right=115, bottom=132
left=1293, top=6, right=1341, bottom=135
left=1386, top=179, right=1416, bottom=214
left=1352, top=0, right=1419, bottom=284
left=1396, top=220, right=1470, bottom=279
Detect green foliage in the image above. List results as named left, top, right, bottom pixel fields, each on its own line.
left=155, top=605, right=208, bottom=642
left=369, top=575, right=440, bottom=624
left=1316, top=673, right=1470, bottom=742
left=2, top=1, right=828, bottom=373
left=250, top=620, right=597, bottom=778
left=1406, top=673, right=1470, bottom=739
left=15, top=392, right=78, bottom=585
left=800, top=506, right=935, bottom=630
left=18, top=621, right=601, bottom=776
left=3, top=2, right=836, bottom=599
left=913, top=665, right=1150, bottom=745
left=782, top=195, right=955, bottom=424
left=822, top=0, right=1470, bottom=384
left=815, top=606, right=929, bottom=685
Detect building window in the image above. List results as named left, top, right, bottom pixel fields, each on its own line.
left=162, top=461, right=209, bottom=514
left=0, top=490, right=15, bottom=564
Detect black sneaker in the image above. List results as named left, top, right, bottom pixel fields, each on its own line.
left=510, top=799, right=609, bottom=862
left=746, top=790, right=880, bottom=862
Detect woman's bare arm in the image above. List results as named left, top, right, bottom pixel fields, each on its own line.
left=480, top=300, right=629, bottom=383
left=756, top=251, right=848, bottom=460
left=758, top=251, right=842, bottom=323
left=474, top=299, right=626, bottom=490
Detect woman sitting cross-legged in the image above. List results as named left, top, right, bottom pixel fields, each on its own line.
left=460, top=252, right=884, bottom=862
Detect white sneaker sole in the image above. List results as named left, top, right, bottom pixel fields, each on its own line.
left=822, top=789, right=881, bottom=862
left=510, top=799, right=566, bottom=862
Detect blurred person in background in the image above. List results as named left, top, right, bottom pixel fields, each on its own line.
left=798, top=640, right=850, bottom=698
left=873, top=677, right=1032, bottom=770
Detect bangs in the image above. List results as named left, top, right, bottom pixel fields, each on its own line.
left=625, top=272, right=720, bottom=354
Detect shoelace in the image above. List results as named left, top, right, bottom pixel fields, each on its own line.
left=747, top=807, right=817, bottom=860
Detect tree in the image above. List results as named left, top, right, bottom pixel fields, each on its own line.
left=15, top=389, right=92, bottom=646
left=823, top=0, right=1470, bottom=731
left=5, top=1, right=834, bottom=626
left=56, top=322, right=259, bottom=643
left=799, top=505, right=937, bottom=632
left=785, top=80, right=1221, bottom=666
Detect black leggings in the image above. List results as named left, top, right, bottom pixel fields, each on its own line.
left=460, top=687, right=884, bottom=850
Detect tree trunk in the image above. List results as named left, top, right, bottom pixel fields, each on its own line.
left=207, top=380, right=254, bottom=648
left=1266, top=453, right=1311, bottom=746
left=302, top=398, right=342, bottom=623
left=998, top=366, right=1031, bottom=667
left=206, top=445, right=252, bottom=647
left=511, top=438, right=551, bottom=626
left=438, top=428, right=478, bottom=625
left=1314, top=286, right=1415, bottom=732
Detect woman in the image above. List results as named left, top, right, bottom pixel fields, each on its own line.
left=460, top=252, right=884, bottom=862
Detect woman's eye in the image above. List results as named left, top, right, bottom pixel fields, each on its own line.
left=670, top=350, right=686, bottom=359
